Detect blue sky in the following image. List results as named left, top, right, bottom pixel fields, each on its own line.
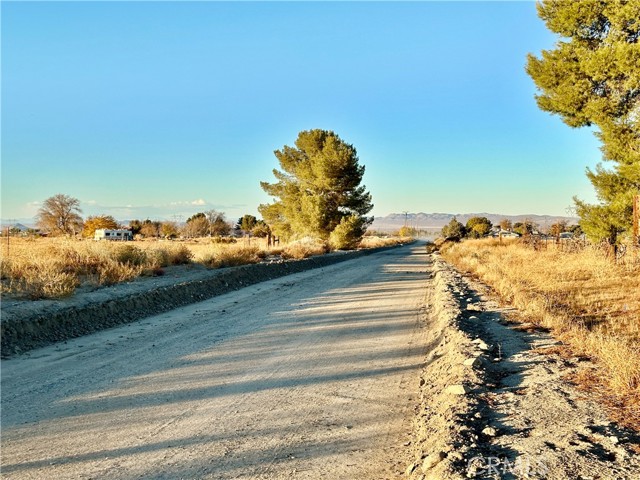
left=2, top=1, right=601, bottom=223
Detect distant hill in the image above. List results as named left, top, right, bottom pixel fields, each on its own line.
left=370, top=212, right=579, bottom=233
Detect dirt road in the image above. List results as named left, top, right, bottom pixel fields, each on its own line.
left=1, top=244, right=430, bottom=479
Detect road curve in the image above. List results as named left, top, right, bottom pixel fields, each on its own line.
left=1, top=244, right=431, bottom=479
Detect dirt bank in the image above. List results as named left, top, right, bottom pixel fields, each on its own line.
left=408, top=254, right=640, bottom=479
left=1, top=246, right=400, bottom=357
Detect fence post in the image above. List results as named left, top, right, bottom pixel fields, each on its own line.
left=633, top=194, right=639, bottom=249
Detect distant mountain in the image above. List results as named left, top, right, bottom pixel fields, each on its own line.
left=370, top=212, right=579, bottom=232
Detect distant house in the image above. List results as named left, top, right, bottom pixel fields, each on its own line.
left=492, top=230, right=520, bottom=238
left=94, top=229, right=132, bottom=241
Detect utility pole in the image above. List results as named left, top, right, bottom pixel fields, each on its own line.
left=402, top=211, right=409, bottom=229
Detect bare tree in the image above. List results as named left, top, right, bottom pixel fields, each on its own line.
left=204, top=209, right=230, bottom=236
left=36, top=194, right=83, bottom=236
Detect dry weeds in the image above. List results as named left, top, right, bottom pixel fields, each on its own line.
left=441, top=238, right=640, bottom=418
left=0, top=234, right=412, bottom=300
left=0, top=238, right=193, bottom=299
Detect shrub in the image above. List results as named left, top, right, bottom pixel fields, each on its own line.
left=282, top=238, right=328, bottom=259
left=211, top=236, right=237, bottom=244
left=198, top=245, right=261, bottom=268
left=167, top=245, right=194, bottom=265
left=114, top=245, right=147, bottom=266
left=98, top=259, right=142, bottom=285
left=329, top=215, right=366, bottom=250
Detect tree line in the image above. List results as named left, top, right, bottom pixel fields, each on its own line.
left=31, top=129, right=373, bottom=249
left=33, top=194, right=272, bottom=240
left=441, top=216, right=581, bottom=240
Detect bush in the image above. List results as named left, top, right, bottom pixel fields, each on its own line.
left=282, top=238, right=328, bottom=259
left=441, top=217, right=466, bottom=240
left=167, top=245, right=194, bottom=265
left=211, top=236, right=237, bottom=244
left=98, top=259, right=143, bottom=285
left=329, top=215, right=366, bottom=250
left=114, top=245, right=147, bottom=266
left=199, top=246, right=261, bottom=268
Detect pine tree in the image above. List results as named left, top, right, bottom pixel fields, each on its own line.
left=441, top=217, right=466, bottom=240
left=259, top=129, right=373, bottom=242
left=526, top=0, right=640, bottom=246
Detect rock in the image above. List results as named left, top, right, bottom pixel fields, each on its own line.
left=476, top=341, right=493, bottom=351
left=463, top=356, right=481, bottom=367
left=405, top=463, right=417, bottom=476
left=467, top=303, right=482, bottom=312
left=445, top=384, right=468, bottom=395
left=448, top=451, right=463, bottom=461
left=422, top=451, right=445, bottom=472
left=609, top=435, right=619, bottom=445
left=482, top=427, right=498, bottom=437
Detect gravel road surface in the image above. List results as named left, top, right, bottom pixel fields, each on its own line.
left=1, top=244, right=430, bottom=479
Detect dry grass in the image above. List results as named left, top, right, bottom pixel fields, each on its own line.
left=358, top=235, right=413, bottom=249
left=0, top=234, right=411, bottom=300
left=441, top=238, right=640, bottom=425
left=281, top=238, right=329, bottom=260
left=0, top=238, right=193, bottom=299
left=194, top=244, right=264, bottom=268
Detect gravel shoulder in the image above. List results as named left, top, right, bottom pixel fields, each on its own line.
left=409, top=254, right=640, bottom=479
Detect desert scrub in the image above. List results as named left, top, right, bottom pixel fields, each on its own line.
left=358, top=235, right=413, bottom=249
left=195, top=245, right=262, bottom=268
left=1, top=257, right=78, bottom=299
left=441, top=238, right=640, bottom=418
left=0, top=238, right=199, bottom=299
left=281, top=238, right=329, bottom=259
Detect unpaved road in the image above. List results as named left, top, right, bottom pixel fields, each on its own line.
left=1, top=244, right=429, bottom=479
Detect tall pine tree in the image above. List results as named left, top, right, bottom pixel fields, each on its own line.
left=259, top=129, right=373, bottom=244
left=526, top=0, right=640, bottom=247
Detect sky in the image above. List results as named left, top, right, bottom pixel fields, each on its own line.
left=1, top=1, right=603, bottom=224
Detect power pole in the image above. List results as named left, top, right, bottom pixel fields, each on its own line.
left=402, top=211, right=409, bottom=229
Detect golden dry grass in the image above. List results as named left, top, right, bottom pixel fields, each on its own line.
left=441, top=238, right=640, bottom=425
left=358, top=235, right=413, bottom=249
left=0, top=237, right=195, bottom=299
left=0, top=235, right=411, bottom=300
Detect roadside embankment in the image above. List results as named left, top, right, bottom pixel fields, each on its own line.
left=1, top=245, right=403, bottom=356
left=408, top=253, right=640, bottom=479
left=406, top=255, right=482, bottom=479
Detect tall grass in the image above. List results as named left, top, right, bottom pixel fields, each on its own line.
left=0, top=238, right=193, bottom=299
left=441, top=238, right=640, bottom=423
left=0, top=234, right=412, bottom=300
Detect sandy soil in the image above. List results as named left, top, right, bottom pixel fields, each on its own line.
left=1, top=244, right=431, bottom=479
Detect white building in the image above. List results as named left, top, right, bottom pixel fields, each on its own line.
left=94, top=229, right=133, bottom=241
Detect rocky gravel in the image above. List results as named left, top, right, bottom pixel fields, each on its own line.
left=408, top=254, right=640, bottom=480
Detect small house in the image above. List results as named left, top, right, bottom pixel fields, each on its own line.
left=94, top=229, right=132, bottom=241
